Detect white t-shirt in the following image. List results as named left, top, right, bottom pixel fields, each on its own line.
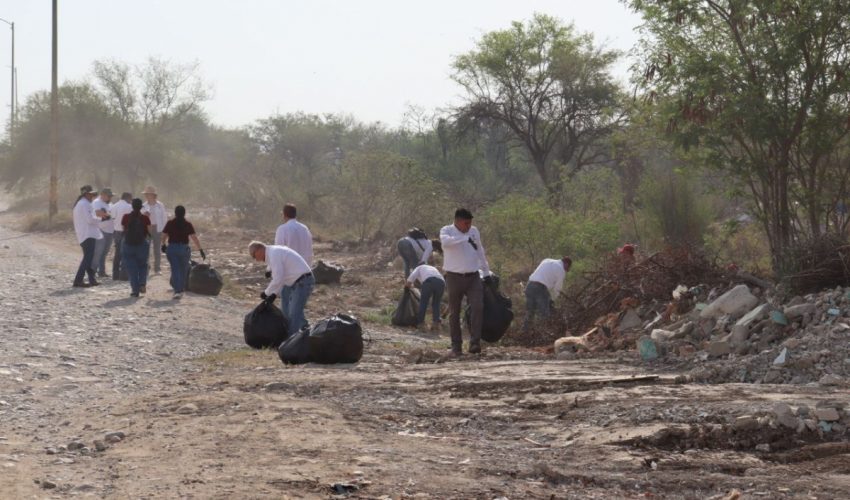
left=274, top=219, right=313, bottom=266
left=142, top=200, right=167, bottom=231
left=110, top=199, right=133, bottom=232
left=407, top=264, right=444, bottom=285
left=403, top=236, right=433, bottom=265
left=264, top=245, right=313, bottom=295
left=91, top=198, right=114, bottom=234
left=439, top=224, right=491, bottom=275
left=72, top=198, right=103, bottom=244
left=528, top=258, right=567, bottom=297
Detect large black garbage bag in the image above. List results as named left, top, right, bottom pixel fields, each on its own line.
left=308, top=314, right=364, bottom=364
left=243, top=301, right=289, bottom=349
left=391, top=288, right=420, bottom=327
left=278, top=327, right=312, bottom=365
left=464, top=274, right=514, bottom=343
left=312, top=260, right=344, bottom=285
left=187, top=262, right=224, bottom=296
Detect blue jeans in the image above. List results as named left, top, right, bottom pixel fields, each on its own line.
left=123, top=241, right=149, bottom=294
left=418, top=277, right=445, bottom=325
left=93, top=231, right=114, bottom=276
left=280, top=274, right=315, bottom=333
left=112, top=231, right=124, bottom=280
left=166, top=243, right=191, bottom=293
left=397, top=238, right=419, bottom=278
left=74, top=238, right=97, bottom=285
left=522, top=281, right=551, bottom=332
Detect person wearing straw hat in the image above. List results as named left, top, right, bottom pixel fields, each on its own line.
left=91, top=188, right=115, bottom=278
left=72, top=185, right=106, bottom=288
left=141, top=186, right=167, bottom=274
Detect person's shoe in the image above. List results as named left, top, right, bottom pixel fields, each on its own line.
left=416, top=323, right=429, bottom=333
left=97, top=273, right=108, bottom=278
left=173, top=292, right=183, bottom=300
left=430, top=322, right=443, bottom=333
left=88, top=281, right=100, bottom=287
left=139, top=285, right=147, bottom=294
left=468, top=344, right=482, bottom=355
left=130, top=292, right=140, bottom=297
left=72, top=282, right=90, bottom=288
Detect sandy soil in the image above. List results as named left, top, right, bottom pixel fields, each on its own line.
left=1, top=211, right=849, bottom=499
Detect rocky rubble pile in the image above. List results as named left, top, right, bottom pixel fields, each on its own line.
left=554, top=281, right=850, bottom=385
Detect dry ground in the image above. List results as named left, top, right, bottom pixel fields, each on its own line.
left=0, top=209, right=848, bottom=499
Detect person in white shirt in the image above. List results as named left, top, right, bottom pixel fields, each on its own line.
left=142, top=186, right=167, bottom=274
left=249, top=241, right=315, bottom=334
left=91, top=188, right=115, bottom=278
left=405, top=264, right=446, bottom=332
left=523, top=257, right=572, bottom=332
left=109, top=192, right=133, bottom=280
left=397, top=228, right=433, bottom=278
left=439, top=208, right=492, bottom=355
left=72, top=185, right=105, bottom=288
left=274, top=203, right=313, bottom=266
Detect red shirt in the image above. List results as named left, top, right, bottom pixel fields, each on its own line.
left=162, top=219, right=196, bottom=244
left=121, top=213, right=152, bottom=238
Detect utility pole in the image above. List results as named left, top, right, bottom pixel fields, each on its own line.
left=0, top=18, right=14, bottom=144
left=49, top=0, right=58, bottom=221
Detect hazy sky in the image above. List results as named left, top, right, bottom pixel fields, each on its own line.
left=0, top=1, right=642, bottom=130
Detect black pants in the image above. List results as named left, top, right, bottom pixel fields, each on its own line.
left=74, top=237, right=97, bottom=285
left=112, top=231, right=124, bottom=280
left=446, top=272, right=483, bottom=353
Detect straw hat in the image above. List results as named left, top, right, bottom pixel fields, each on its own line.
left=141, top=186, right=158, bottom=196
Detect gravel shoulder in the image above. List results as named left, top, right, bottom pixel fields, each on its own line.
left=1, top=218, right=849, bottom=499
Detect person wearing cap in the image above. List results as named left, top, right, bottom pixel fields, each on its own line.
left=121, top=198, right=152, bottom=297
left=142, top=186, right=167, bottom=274
left=397, top=228, right=434, bottom=279
left=249, top=241, right=314, bottom=333
left=522, top=257, right=572, bottom=332
left=72, top=185, right=106, bottom=288
left=274, top=203, right=313, bottom=266
left=439, top=208, right=492, bottom=356
left=91, top=188, right=115, bottom=278
left=109, top=192, right=133, bottom=280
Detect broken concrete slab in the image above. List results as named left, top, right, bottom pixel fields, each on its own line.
left=700, top=285, right=758, bottom=319
left=784, top=303, right=816, bottom=319
left=736, top=303, right=769, bottom=328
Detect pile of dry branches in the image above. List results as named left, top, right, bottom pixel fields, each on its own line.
left=783, top=235, right=850, bottom=293
left=512, top=246, right=728, bottom=347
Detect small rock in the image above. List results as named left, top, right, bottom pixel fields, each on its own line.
left=41, top=480, right=57, bottom=490
left=815, top=408, right=840, bottom=422
left=819, top=374, right=845, bottom=386
left=264, top=382, right=294, bottom=391
left=733, top=416, right=759, bottom=431
left=707, top=341, right=731, bottom=358
left=176, top=403, right=199, bottom=415
left=784, top=303, right=815, bottom=319
left=45, top=448, right=58, bottom=455
left=804, top=419, right=817, bottom=431
left=729, top=324, right=749, bottom=346
left=618, top=308, right=643, bottom=330
left=773, top=348, right=788, bottom=366
left=94, top=440, right=107, bottom=452
left=650, top=329, right=676, bottom=343
left=796, top=405, right=810, bottom=417
left=67, top=441, right=85, bottom=451
left=755, top=443, right=771, bottom=452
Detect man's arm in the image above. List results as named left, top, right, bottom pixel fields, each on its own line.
left=473, top=229, right=491, bottom=276
left=439, top=226, right=468, bottom=247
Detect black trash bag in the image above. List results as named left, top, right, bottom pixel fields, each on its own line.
left=188, top=262, right=224, bottom=296
left=278, top=327, right=312, bottom=365
left=307, top=314, right=364, bottom=364
left=312, top=260, right=344, bottom=285
left=243, top=301, right=289, bottom=349
left=391, top=288, right=420, bottom=327
left=464, top=274, right=514, bottom=343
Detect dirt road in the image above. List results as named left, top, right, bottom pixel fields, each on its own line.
left=1, top=220, right=849, bottom=499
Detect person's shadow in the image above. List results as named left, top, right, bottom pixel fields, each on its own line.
left=103, top=297, right=138, bottom=308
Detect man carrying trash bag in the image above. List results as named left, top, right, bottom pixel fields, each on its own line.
left=249, top=241, right=314, bottom=334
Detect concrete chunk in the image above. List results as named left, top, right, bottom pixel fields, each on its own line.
left=700, top=285, right=758, bottom=319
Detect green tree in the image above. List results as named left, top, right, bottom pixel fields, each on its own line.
left=626, top=0, right=850, bottom=272
left=452, top=13, right=621, bottom=205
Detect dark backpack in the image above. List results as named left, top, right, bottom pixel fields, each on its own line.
left=124, top=213, right=146, bottom=245
left=407, top=227, right=427, bottom=241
